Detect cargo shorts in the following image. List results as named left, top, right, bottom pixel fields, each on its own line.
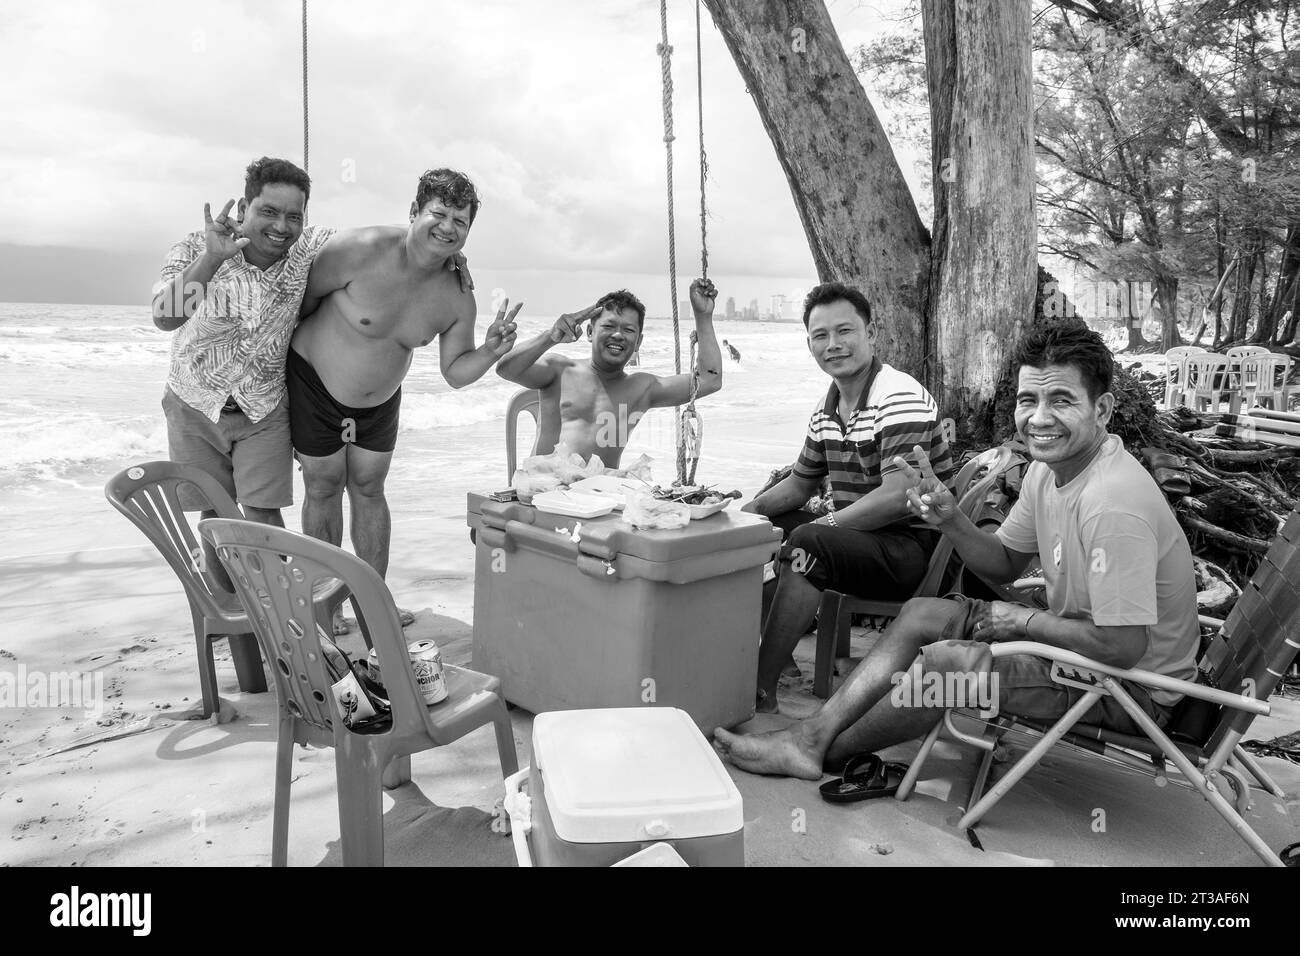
left=162, top=387, right=294, bottom=511
left=912, top=596, right=1173, bottom=735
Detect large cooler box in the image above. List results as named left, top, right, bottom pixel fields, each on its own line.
left=467, top=493, right=780, bottom=732
left=503, top=707, right=745, bottom=866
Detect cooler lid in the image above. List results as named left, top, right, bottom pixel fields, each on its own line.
left=534, top=502, right=776, bottom=562
left=533, top=707, right=744, bottom=844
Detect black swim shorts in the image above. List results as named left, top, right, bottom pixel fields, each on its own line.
left=286, top=347, right=401, bottom=457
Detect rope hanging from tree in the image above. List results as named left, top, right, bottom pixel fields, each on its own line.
left=658, top=0, right=710, bottom=485
left=301, top=0, right=310, bottom=221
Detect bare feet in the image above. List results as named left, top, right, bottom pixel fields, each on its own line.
left=713, top=726, right=824, bottom=780
left=398, top=608, right=415, bottom=628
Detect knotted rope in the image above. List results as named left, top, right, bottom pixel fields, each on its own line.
left=659, top=0, right=711, bottom=485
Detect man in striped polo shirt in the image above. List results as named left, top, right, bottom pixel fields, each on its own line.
left=742, top=282, right=954, bottom=713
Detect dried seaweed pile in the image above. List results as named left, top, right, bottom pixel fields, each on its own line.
left=1118, top=362, right=1300, bottom=592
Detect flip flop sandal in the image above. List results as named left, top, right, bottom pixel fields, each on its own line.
left=818, top=752, right=910, bottom=804
left=1141, top=447, right=1189, bottom=471
left=1151, top=466, right=1192, bottom=497
left=1281, top=841, right=1300, bottom=867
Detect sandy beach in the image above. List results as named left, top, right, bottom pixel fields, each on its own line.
left=2, top=318, right=1297, bottom=866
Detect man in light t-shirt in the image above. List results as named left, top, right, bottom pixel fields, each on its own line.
left=714, top=323, right=1200, bottom=780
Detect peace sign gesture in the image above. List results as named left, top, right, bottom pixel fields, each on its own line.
left=484, top=298, right=523, bottom=357
left=894, top=444, right=957, bottom=527
left=550, top=303, right=603, bottom=344
left=203, top=199, right=249, bottom=261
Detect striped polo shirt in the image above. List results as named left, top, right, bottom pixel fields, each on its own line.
left=793, top=357, right=955, bottom=517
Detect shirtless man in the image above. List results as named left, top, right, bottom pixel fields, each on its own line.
left=290, top=168, right=519, bottom=632
left=495, top=279, right=722, bottom=468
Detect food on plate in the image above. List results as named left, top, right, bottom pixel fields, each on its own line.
left=649, top=484, right=743, bottom=507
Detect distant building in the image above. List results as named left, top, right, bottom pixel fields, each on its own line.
left=770, top=294, right=791, bottom=322
left=725, top=296, right=736, bottom=319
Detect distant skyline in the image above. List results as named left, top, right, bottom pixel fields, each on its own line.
left=0, top=1, right=925, bottom=315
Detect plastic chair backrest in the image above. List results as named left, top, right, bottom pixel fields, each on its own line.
left=1162, top=348, right=1198, bottom=407
left=1238, top=352, right=1290, bottom=401
left=1165, top=346, right=1206, bottom=362
left=198, top=518, right=432, bottom=743
left=1199, top=509, right=1300, bottom=752
left=913, top=446, right=1014, bottom=597
left=104, top=461, right=245, bottom=623
left=506, top=389, right=541, bottom=483
left=1226, top=345, right=1269, bottom=360
left=1182, top=353, right=1229, bottom=397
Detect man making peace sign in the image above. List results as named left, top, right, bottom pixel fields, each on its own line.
left=715, top=323, right=1199, bottom=781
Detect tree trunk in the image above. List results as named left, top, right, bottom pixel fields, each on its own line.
left=1265, top=224, right=1300, bottom=346
left=1155, top=273, right=1180, bottom=350
left=922, top=0, right=1037, bottom=438
left=701, top=0, right=931, bottom=374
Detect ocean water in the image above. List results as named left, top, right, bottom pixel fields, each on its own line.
left=0, top=303, right=825, bottom=560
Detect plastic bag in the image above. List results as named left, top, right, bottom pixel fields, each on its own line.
left=622, top=489, right=690, bottom=531
left=511, top=442, right=605, bottom=503
left=318, top=626, right=391, bottom=729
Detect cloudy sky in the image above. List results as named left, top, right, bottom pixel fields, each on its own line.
left=0, top=0, right=922, bottom=315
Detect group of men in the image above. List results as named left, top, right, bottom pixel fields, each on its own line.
left=153, top=156, right=722, bottom=632
left=156, top=155, right=1200, bottom=790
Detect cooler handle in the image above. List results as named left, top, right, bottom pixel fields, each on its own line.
left=485, top=518, right=621, bottom=579
left=503, top=766, right=534, bottom=868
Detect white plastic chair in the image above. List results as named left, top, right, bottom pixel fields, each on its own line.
left=1238, top=352, right=1294, bottom=411
left=1162, top=346, right=1206, bottom=409
left=1179, top=352, right=1231, bottom=412
left=1225, top=346, right=1271, bottom=412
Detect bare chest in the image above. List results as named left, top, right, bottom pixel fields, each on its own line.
left=557, top=367, right=648, bottom=424
left=337, top=272, right=457, bottom=348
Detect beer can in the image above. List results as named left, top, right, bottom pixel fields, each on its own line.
left=408, top=640, right=448, bottom=705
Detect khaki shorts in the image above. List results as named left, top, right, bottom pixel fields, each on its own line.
left=915, top=596, right=1173, bottom=735
left=162, top=388, right=293, bottom=511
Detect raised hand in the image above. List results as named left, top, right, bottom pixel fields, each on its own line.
left=448, top=251, right=474, bottom=293
left=689, top=277, right=717, bottom=318
left=894, top=444, right=957, bottom=526
left=203, top=199, right=249, bottom=261
left=485, top=299, right=523, bottom=357
left=550, top=304, right=603, bottom=343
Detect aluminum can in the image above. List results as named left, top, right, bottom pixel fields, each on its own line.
left=408, top=640, right=448, bottom=705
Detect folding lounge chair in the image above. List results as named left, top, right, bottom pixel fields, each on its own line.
left=812, top=445, right=1015, bottom=699
left=199, top=517, right=518, bottom=866
left=896, top=509, right=1300, bottom=867
left=105, top=460, right=346, bottom=717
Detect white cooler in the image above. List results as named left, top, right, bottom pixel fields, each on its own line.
left=503, top=707, right=745, bottom=867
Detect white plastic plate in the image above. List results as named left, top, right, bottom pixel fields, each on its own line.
left=567, top=475, right=643, bottom=509
left=531, top=490, right=618, bottom=519
left=687, top=498, right=732, bottom=520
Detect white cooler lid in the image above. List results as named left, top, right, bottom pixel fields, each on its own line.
left=533, top=707, right=744, bottom=844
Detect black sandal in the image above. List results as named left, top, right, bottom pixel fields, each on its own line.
left=818, top=752, right=909, bottom=804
